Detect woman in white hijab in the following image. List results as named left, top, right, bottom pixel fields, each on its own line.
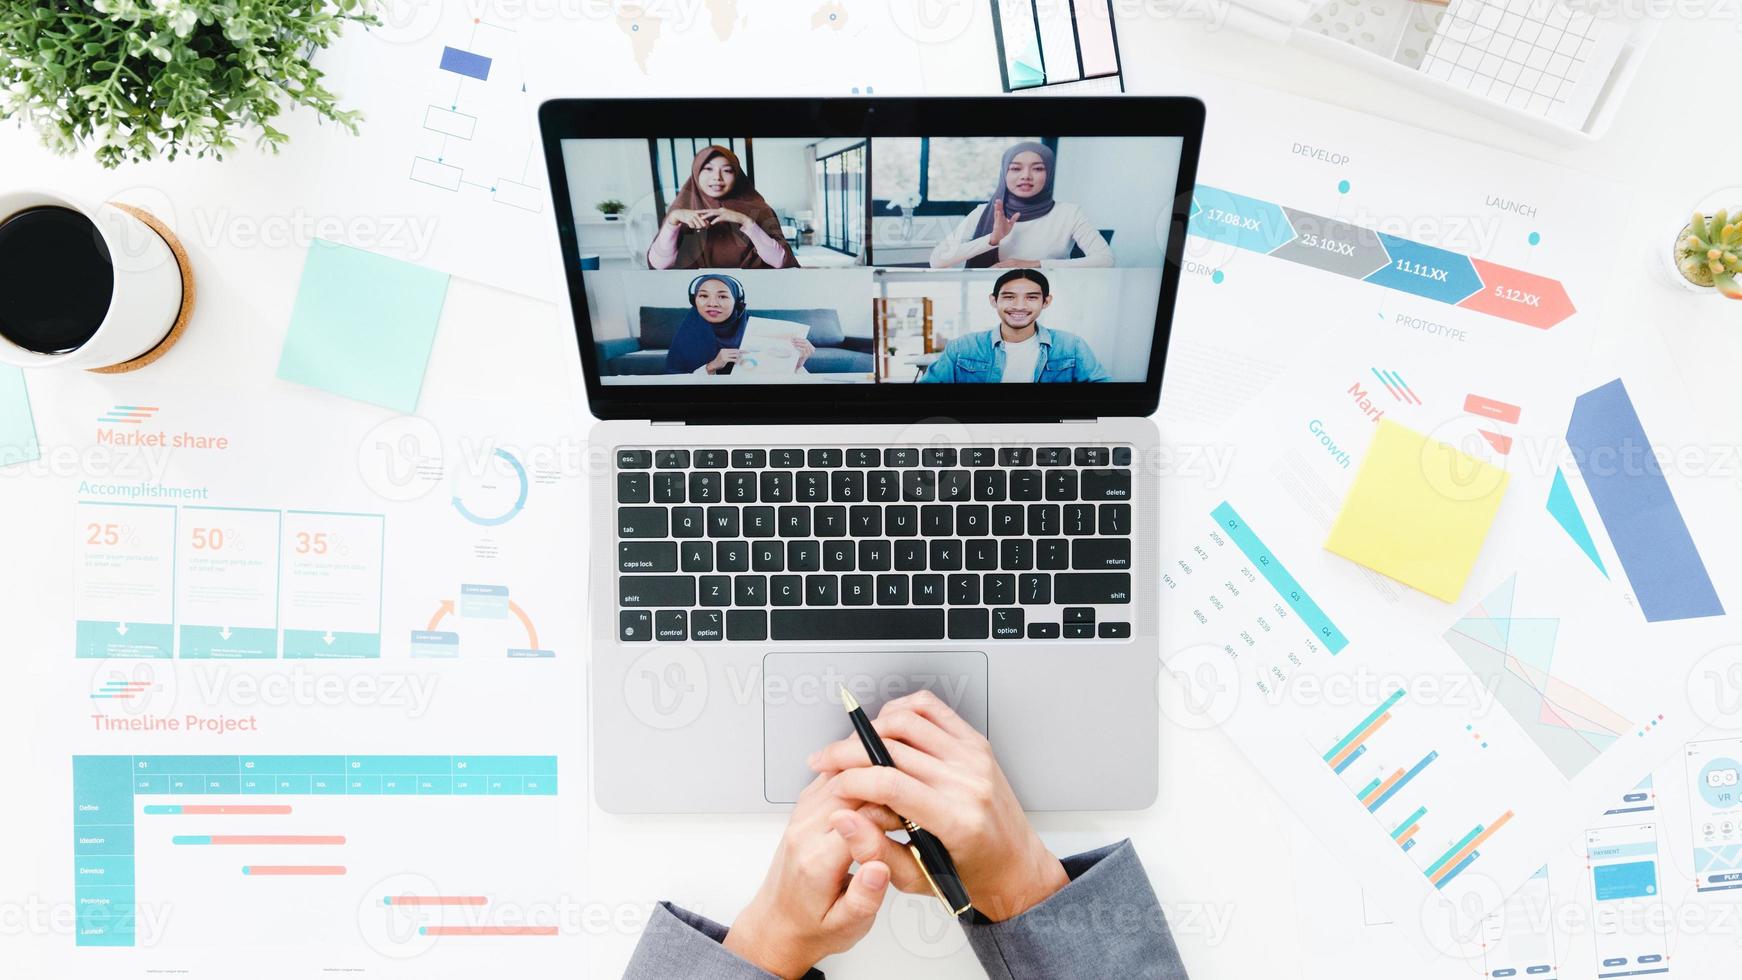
left=929, top=141, right=1114, bottom=269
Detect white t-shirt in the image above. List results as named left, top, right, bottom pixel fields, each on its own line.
left=929, top=202, right=1114, bottom=268
left=1000, top=332, right=1041, bottom=383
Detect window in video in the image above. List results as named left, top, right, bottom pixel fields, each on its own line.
left=590, top=269, right=876, bottom=385
left=868, top=136, right=1181, bottom=270
left=559, top=137, right=869, bottom=272
left=873, top=267, right=1159, bottom=384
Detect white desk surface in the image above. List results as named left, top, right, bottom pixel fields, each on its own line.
left=3, top=14, right=1739, bottom=980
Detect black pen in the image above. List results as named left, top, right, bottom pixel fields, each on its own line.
left=838, top=687, right=973, bottom=917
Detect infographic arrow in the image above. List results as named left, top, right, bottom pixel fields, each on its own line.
left=1188, top=184, right=1576, bottom=328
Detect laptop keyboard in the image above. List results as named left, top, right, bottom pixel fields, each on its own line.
left=614, top=445, right=1135, bottom=642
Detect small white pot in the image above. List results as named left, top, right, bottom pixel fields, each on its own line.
left=1658, top=220, right=1713, bottom=293
left=0, top=189, right=184, bottom=370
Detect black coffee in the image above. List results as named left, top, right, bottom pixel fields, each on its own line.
left=0, top=205, right=115, bottom=354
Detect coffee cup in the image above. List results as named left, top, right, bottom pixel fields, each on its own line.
left=0, top=189, right=187, bottom=370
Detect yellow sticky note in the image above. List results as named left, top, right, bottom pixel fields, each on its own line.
left=1324, top=420, right=1509, bottom=602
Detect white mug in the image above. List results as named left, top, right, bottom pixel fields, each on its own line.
left=0, top=189, right=185, bottom=370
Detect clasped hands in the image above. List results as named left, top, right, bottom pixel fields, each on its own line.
left=721, top=691, right=1070, bottom=979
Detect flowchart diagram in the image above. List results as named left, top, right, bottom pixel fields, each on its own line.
left=409, top=19, right=544, bottom=214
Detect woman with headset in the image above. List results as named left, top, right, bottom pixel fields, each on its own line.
left=663, top=274, right=814, bottom=375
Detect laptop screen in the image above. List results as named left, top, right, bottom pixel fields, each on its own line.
left=557, top=134, right=1183, bottom=388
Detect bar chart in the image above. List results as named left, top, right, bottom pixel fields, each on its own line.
left=1321, top=690, right=1515, bottom=891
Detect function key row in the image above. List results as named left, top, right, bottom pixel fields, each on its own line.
left=616, top=447, right=1133, bottom=469
left=618, top=503, right=1132, bottom=539
left=619, top=468, right=1131, bottom=505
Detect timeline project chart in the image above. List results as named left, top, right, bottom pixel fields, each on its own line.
left=73, top=755, right=561, bottom=951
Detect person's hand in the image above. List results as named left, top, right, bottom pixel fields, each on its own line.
left=790, top=336, right=815, bottom=371
left=665, top=208, right=708, bottom=231
left=702, top=207, right=755, bottom=229
left=706, top=348, right=743, bottom=374
left=812, top=691, right=1069, bottom=922
left=987, top=200, right=1020, bottom=246
left=723, top=771, right=892, bottom=979
left=990, top=259, right=1040, bottom=269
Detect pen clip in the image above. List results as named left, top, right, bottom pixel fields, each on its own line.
left=907, top=843, right=968, bottom=918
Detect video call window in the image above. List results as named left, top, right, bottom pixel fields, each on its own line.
left=560, top=133, right=1181, bottom=387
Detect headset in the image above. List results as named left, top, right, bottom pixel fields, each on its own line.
left=687, top=273, right=746, bottom=319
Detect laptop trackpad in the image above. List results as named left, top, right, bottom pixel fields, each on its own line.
left=763, top=651, right=989, bottom=804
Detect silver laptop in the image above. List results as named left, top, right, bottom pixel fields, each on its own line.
left=538, top=96, right=1204, bottom=812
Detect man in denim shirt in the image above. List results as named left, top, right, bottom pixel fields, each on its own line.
left=919, top=269, right=1111, bottom=384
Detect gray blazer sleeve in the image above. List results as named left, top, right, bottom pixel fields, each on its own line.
left=963, top=840, right=1189, bottom=980
left=623, top=902, right=826, bottom=980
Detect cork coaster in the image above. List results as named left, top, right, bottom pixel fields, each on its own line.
left=87, top=203, right=196, bottom=375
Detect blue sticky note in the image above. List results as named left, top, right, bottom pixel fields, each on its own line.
left=276, top=240, right=449, bottom=412
left=0, top=365, right=40, bottom=467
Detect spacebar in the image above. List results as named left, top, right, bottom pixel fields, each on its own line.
left=771, top=609, right=946, bottom=640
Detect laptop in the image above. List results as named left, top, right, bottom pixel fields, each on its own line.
left=538, top=97, right=1204, bottom=813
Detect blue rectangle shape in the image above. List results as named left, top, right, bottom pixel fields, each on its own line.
left=75, top=620, right=174, bottom=659
left=1593, top=859, right=1659, bottom=901
left=73, top=757, right=136, bottom=824
left=1566, top=379, right=1724, bottom=623
left=1370, top=751, right=1437, bottom=812
left=179, top=625, right=277, bottom=659
left=0, top=365, right=40, bottom=466
left=283, top=629, right=382, bottom=659
left=439, top=46, right=492, bottom=81
left=73, top=825, right=134, bottom=856
left=1333, top=744, right=1366, bottom=774
left=1365, top=233, right=1483, bottom=305
left=73, top=855, right=135, bottom=887
left=1436, top=850, right=1480, bottom=889
left=1211, top=502, right=1348, bottom=653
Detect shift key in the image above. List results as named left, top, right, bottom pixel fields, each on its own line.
left=1054, top=572, right=1131, bottom=603
left=620, top=575, right=697, bottom=607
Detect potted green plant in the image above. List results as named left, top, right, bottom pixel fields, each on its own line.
left=1671, top=209, right=1742, bottom=299
left=597, top=199, right=627, bottom=222
left=0, top=0, right=375, bottom=167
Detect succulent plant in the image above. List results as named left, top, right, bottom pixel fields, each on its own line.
left=1678, top=209, right=1742, bottom=299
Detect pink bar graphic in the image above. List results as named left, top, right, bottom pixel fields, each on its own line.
left=1462, top=394, right=1522, bottom=423
left=1459, top=259, right=1576, bottom=328
left=386, top=896, right=488, bottom=906
left=420, top=926, right=557, bottom=936
left=210, top=835, right=344, bottom=845
left=176, top=805, right=292, bottom=815
left=243, top=865, right=346, bottom=876
left=1075, top=3, right=1119, bottom=76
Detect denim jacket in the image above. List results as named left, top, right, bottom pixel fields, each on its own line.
left=918, top=325, right=1110, bottom=383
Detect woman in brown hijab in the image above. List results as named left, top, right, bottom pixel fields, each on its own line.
left=646, top=145, right=799, bottom=269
